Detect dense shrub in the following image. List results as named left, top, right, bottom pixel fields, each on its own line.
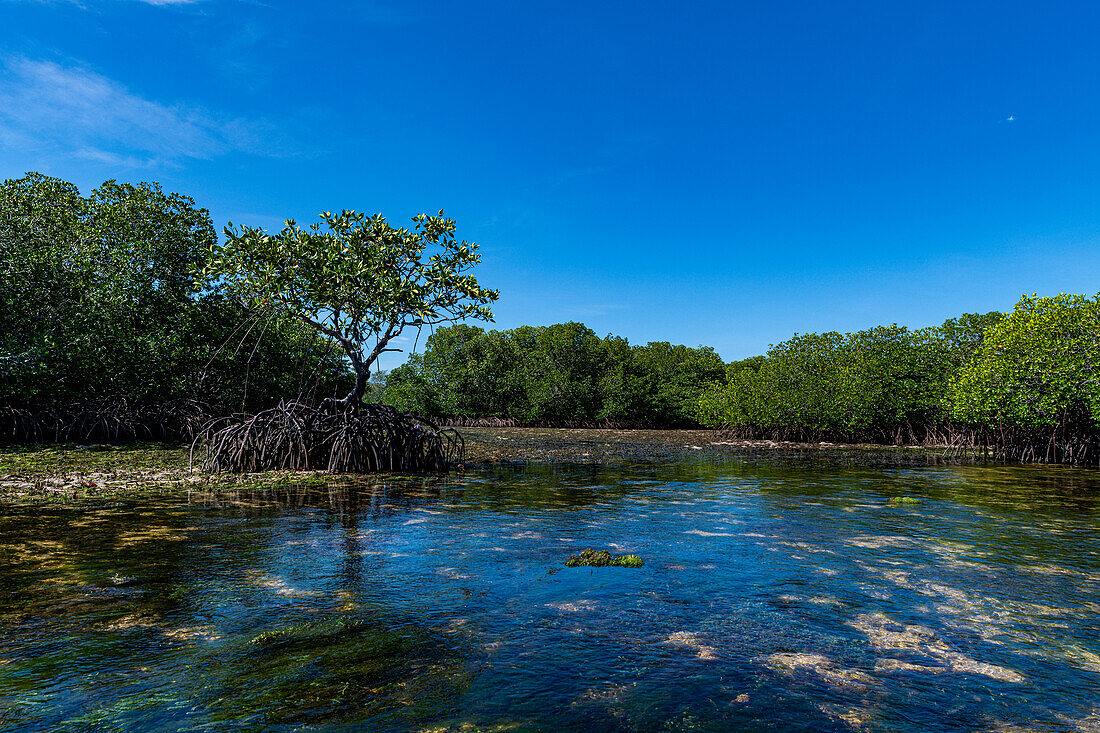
left=952, top=294, right=1100, bottom=462
left=693, top=315, right=1004, bottom=444
left=0, top=172, right=351, bottom=441
left=384, top=323, right=724, bottom=427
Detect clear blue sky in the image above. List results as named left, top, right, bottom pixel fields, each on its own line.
left=3, top=1, right=1099, bottom=369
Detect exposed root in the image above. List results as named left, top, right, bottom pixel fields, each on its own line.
left=0, top=400, right=213, bottom=444
left=193, top=401, right=464, bottom=473
left=714, top=420, right=1100, bottom=466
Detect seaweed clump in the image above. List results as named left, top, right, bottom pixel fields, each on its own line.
left=564, top=549, right=644, bottom=568
left=887, top=496, right=923, bottom=505
left=249, top=616, right=370, bottom=648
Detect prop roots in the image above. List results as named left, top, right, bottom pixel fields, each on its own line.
left=193, top=401, right=464, bottom=473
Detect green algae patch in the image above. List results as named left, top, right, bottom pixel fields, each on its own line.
left=887, top=496, right=923, bottom=505
left=565, top=549, right=644, bottom=568
left=216, top=613, right=475, bottom=728
left=249, top=617, right=370, bottom=649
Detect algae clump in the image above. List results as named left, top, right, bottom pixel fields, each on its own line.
left=887, top=496, right=923, bottom=505
left=565, top=548, right=644, bottom=568
left=249, top=616, right=369, bottom=648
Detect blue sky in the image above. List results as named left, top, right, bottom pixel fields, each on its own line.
left=3, top=1, right=1100, bottom=368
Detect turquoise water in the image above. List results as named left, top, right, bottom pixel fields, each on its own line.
left=2, top=457, right=1099, bottom=731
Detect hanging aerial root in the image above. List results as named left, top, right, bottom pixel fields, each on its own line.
left=0, top=399, right=215, bottom=444
left=192, top=401, right=465, bottom=473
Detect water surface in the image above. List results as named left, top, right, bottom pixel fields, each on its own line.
left=2, top=457, right=1099, bottom=731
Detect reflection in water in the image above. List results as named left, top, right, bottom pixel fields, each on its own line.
left=1, top=457, right=1099, bottom=731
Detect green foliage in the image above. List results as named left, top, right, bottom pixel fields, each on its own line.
left=937, top=311, right=1006, bottom=369
left=952, top=294, right=1100, bottom=429
left=384, top=324, right=506, bottom=416
left=0, top=172, right=350, bottom=420
left=383, top=323, right=724, bottom=426
left=1, top=172, right=213, bottom=404
left=203, top=209, right=498, bottom=404
left=512, top=322, right=605, bottom=422
left=693, top=313, right=1005, bottom=441
left=627, top=342, right=726, bottom=424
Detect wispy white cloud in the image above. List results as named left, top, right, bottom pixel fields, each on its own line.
left=0, top=0, right=196, bottom=6
left=0, top=56, right=295, bottom=168
left=74, top=147, right=165, bottom=169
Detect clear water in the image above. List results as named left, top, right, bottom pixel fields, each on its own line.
left=2, top=457, right=1099, bottom=732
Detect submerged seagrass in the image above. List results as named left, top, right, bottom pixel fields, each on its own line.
left=193, top=401, right=464, bottom=473
left=2, top=459, right=1100, bottom=731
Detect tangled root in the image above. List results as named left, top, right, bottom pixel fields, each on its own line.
left=193, top=401, right=464, bottom=473
left=0, top=399, right=213, bottom=444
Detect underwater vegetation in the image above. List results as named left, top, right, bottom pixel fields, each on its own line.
left=210, top=612, right=475, bottom=728
left=564, top=548, right=644, bottom=568
left=2, top=458, right=1100, bottom=731
left=248, top=616, right=372, bottom=648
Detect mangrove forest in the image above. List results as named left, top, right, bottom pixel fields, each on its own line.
left=3, top=172, right=1100, bottom=465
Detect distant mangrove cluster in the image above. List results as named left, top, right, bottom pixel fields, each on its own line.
left=387, top=298, right=1100, bottom=464
left=694, top=313, right=1004, bottom=444
left=382, top=323, right=725, bottom=427
left=695, top=296, right=1100, bottom=464
left=3, top=172, right=1099, bottom=465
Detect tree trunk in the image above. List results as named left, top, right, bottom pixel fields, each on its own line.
left=335, top=368, right=369, bottom=411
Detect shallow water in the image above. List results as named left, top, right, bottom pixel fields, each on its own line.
left=2, top=457, right=1099, bottom=732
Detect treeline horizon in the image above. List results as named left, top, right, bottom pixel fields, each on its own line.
left=381, top=322, right=726, bottom=427
left=694, top=293, right=1100, bottom=464
left=378, top=295, right=1100, bottom=465
left=378, top=314, right=1002, bottom=434
left=3, top=172, right=1099, bottom=464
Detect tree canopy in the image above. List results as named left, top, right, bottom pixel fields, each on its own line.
left=953, top=294, right=1100, bottom=430
left=203, top=210, right=498, bottom=406
left=384, top=322, right=725, bottom=426
left=0, top=172, right=350, bottom=440
left=691, top=315, right=1006, bottom=443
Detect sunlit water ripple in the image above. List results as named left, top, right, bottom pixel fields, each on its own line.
left=2, top=457, right=1099, bottom=731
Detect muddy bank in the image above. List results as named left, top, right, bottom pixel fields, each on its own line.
left=0, top=428, right=955, bottom=505
left=460, top=427, right=951, bottom=464
left=0, top=443, right=345, bottom=506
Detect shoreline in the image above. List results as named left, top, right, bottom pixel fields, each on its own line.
left=0, top=427, right=973, bottom=506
